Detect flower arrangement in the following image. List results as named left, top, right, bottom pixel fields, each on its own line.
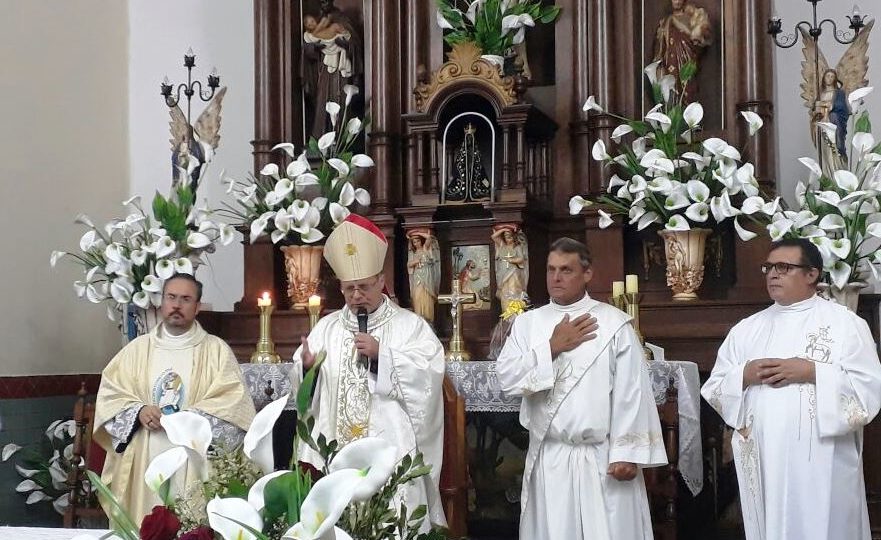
left=2, top=418, right=91, bottom=516
left=50, top=187, right=235, bottom=317
left=435, top=0, right=561, bottom=64
left=79, top=352, right=444, bottom=540
left=220, top=88, right=374, bottom=246
left=568, top=61, right=779, bottom=240
left=769, top=86, right=881, bottom=290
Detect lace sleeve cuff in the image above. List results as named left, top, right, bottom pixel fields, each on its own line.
left=104, top=404, right=143, bottom=453
left=191, top=409, right=246, bottom=451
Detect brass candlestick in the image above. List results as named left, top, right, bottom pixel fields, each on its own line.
left=251, top=304, right=281, bottom=364
left=623, top=292, right=653, bottom=361
left=307, top=298, right=321, bottom=330
left=609, top=294, right=626, bottom=311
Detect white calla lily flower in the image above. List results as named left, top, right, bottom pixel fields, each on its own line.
left=2, top=444, right=21, bottom=461
left=798, top=157, right=822, bottom=181
left=318, top=132, right=336, bottom=155
left=207, top=497, right=263, bottom=540
left=818, top=214, right=846, bottom=231
left=665, top=214, right=690, bottom=231
left=219, top=224, right=236, bottom=246
left=636, top=211, right=661, bottom=231
left=767, top=218, right=794, bottom=241
left=353, top=188, right=371, bottom=206
left=853, top=132, right=876, bottom=155
left=848, top=86, right=873, bottom=109
left=740, top=111, right=764, bottom=136
left=329, top=436, right=399, bottom=501
left=582, top=95, right=603, bottom=113
left=436, top=9, right=455, bottom=29
left=610, top=124, right=632, bottom=142
left=186, top=232, right=212, bottom=249
left=244, top=393, right=290, bottom=474
left=153, top=237, right=176, bottom=258
left=628, top=205, right=647, bottom=224
left=144, top=447, right=188, bottom=497
left=344, top=84, right=359, bottom=105
left=597, top=209, right=614, bottom=229
left=110, top=280, right=133, bottom=304
left=26, top=492, right=51, bottom=504
left=16, top=479, right=38, bottom=493
left=685, top=202, right=709, bottom=223
left=351, top=154, right=375, bottom=168
left=161, top=411, right=212, bottom=458
left=568, top=195, right=591, bottom=215
left=664, top=192, right=690, bottom=211
left=328, top=158, right=350, bottom=178
left=50, top=251, right=66, bottom=267
left=644, top=61, right=661, bottom=85
left=338, top=183, right=356, bottom=207
left=346, top=117, right=363, bottom=137
left=683, top=103, right=703, bottom=128
left=830, top=260, right=853, bottom=289
left=734, top=217, right=758, bottom=241
left=330, top=203, right=351, bottom=224
left=591, top=140, right=610, bottom=161
left=174, top=258, right=194, bottom=275
left=834, top=170, right=859, bottom=191
left=260, top=163, right=280, bottom=179
left=272, top=142, right=296, bottom=157
left=325, top=101, right=341, bottom=127
left=829, top=238, right=852, bottom=260
left=132, top=291, right=151, bottom=309
left=659, top=75, right=676, bottom=102
left=645, top=111, right=672, bottom=133
left=686, top=180, right=710, bottom=202
left=156, top=259, right=175, bottom=280
left=283, top=469, right=363, bottom=540
left=247, top=470, right=290, bottom=512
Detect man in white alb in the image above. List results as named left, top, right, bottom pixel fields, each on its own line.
left=702, top=238, right=881, bottom=539
left=94, top=273, right=255, bottom=525
left=497, top=237, right=667, bottom=540
left=291, top=214, right=447, bottom=530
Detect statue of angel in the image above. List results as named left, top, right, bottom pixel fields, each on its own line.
left=406, top=228, right=441, bottom=323
left=800, top=20, right=874, bottom=176
left=169, top=86, right=227, bottom=193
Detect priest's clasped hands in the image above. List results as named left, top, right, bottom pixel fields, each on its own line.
left=742, top=357, right=816, bottom=388
left=548, top=313, right=599, bottom=358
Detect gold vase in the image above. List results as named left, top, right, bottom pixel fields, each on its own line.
left=280, top=245, right=324, bottom=308
left=657, top=228, right=711, bottom=301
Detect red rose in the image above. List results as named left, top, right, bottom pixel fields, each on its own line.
left=140, top=505, right=181, bottom=540
left=179, top=526, right=215, bottom=540
left=298, top=460, right=324, bottom=483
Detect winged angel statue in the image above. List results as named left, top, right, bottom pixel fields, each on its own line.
left=169, top=86, right=227, bottom=192
left=800, top=20, right=874, bottom=176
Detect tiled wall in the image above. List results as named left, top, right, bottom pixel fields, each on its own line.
left=0, top=395, right=83, bottom=526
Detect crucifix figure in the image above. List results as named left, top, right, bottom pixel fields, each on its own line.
left=438, top=278, right=476, bottom=361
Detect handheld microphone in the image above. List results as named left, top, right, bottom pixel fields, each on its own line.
left=357, top=307, right=369, bottom=369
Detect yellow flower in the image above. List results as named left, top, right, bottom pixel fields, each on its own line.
left=500, top=300, right=527, bottom=321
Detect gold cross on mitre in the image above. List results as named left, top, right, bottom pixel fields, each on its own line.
left=438, top=279, right=476, bottom=361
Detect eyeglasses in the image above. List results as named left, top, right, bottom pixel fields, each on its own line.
left=163, top=293, right=197, bottom=305
left=760, top=262, right=812, bottom=275
left=341, top=279, right=380, bottom=296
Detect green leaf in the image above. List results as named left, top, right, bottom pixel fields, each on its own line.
left=263, top=471, right=304, bottom=525
left=855, top=111, right=872, bottom=134
left=86, top=471, right=139, bottom=540
left=539, top=6, right=561, bottom=23
left=408, top=504, right=428, bottom=522
left=297, top=350, right=326, bottom=416
left=680, top=61, right=697, bottom=83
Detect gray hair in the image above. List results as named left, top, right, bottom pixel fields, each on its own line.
left=549, top=237, right=592, bottom=268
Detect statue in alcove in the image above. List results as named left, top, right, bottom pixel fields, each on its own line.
left=492, top=224, right=529, bottom=312
left=652, top=0, right=712, bottom=102
left=302, top=0, right=363, bottom=139
left=445, top=123, right=492, bottom=203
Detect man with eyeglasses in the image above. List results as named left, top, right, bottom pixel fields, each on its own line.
left=291, top=215, right=447, bottom=531
left=702, top=238, right=881, bottom=540
left=94, top=273, right=255, bottom=525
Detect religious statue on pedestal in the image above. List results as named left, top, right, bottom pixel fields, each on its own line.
left=445, top=123, right=492, bottom=203
left=406, top=228, right=441, bottom=323
left=798, top=20, right=874, bottom=177
left=491, top=224, right=529, bottom=311
left=652, top=0, right=712, bottom=102
left=302, top=0, right=363, bottom=139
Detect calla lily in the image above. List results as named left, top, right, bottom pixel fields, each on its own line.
left=174, top=257, right=194, bottom=275
left=683, top=103, right=703, bottom=128
left=740, top=111, right=764, bottom=136
left=129, top=249, right=147, bottom=266
left=819, top=214, right=846, bottom=231
left=50, top=251, right=66, bottom=267
left=330, top=202, right=351, bottom=224
left=346, top=117, right=363, bottom=137
left=338, top=183, right=356, bottom=207
left=829, top=238, right=852, bottom=259
left=2, top=444, right=21, bottom=461
left=867, top=222, right=881, bottom=239
left=568, top=195, right=591, bottom=215
left=272, top=142, right=296, bottom=157
left=848, top=86, right=873, bottom=109
left=351, top=154, right=375, bottom=168
left=436, top=9, right=455, bottom=29
left=591, top=140, right=610, bottom=161
left=110, top=279, right=134, bottom=304
left=156, top=259, right=175, bottom=280
left=582, top=95, right=603, bottom=113
left=628, top=205, right=647, bottom=224
left=250, top=215, right=271, bottom=244
left=16, top=479, right=38, bottom=492
left=15, top=465, right=38, bottom=478
left=326, top=102, right=341, bottom=127
left=154, top=236, right=176, bottom=258
left=186, top=231, right=212, bottom=249
left=768, top=218, right=794, bottom=241
left=853, top=132, right=875, bottom=154
left=247, top=470, right=289, bottom=512
left=610, top=124, right=632, bottom=142
left=480, top=54, right=504, bottom=69
left=239, top=184, right=259, bottom=205
left=74, top=281, right=87, bottom=298
left=207, top=497, right=263, bottom=540
left=144, top=446, right=189, bottom=502
left=665, top=214, right=690, bottom=231
left=219, top=224, right=236, bottom=246
left=501, top=13, right=535, bottom=44
left=628, top=175, right=648, bottom=193
left=141, top=275, right=162, bottom=293
left=26, top=492, right=51, bottom=504
left=260, top=163, right=281, bottom=179
left=244, top=393, right=290, bottom=474
left=814, top=190, right=842, bottom=207
left=79, top=230, right=99, bottom=251
left=645, top=111, right=672, bottom=133
left=734, top=217, right=758, bottom=241
left=318, top=132, right=336, bottom=155
left=637, top=211, right=661, bottom=231
left=296, top=173, right=321, bottom=188
left=265, top=190, right=286, bottom=207
left=74, top=214, right=95, bottom=228
left=799, top=157, right=823, bottom=181
left=52, top=493, right=70, bottom=515
left=328, top=158, right=350, bottom=178
left=132, top=291, right=151, bottom=309
left=647, top=177, right=672, bottom=193
left=664, top=192, right=689, bottom=211
left=597, top=209, right=614, bottom=228
left=659, top=74, right=677, bottom=102
left=329, top=436, right=399, bottom=501
left=830, top=260, right=853, bottom=289
left=685, top=202, right=709, bottom=223
left=686, top=180, right=710, bottom=202
left=644, top=61, right=661, bottom=85
left=709, top=192, right=738, bottom=223
left=344, top=84, right=360, bottom=105
left=834, top=170, right=859, bottom=191
left=283, top=469, right=363, bottom=540
left=354, top=188, right=370, bottom=206
left=161, top=411, right=212, bottom=458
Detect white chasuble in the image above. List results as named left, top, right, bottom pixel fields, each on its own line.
left=94, top=322, right=255, bottom=526
left=291, top=297, right=447, bottom=529
left=701, top=295, right=881, bottom=540
left=497, top=294, right=667, bottom=540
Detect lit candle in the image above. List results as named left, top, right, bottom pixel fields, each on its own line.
left=611, top=281, right=625, bottom=298
left=257, top=291, right=272, bottom=307
left=625, top=274, right=639, bottom=294
left=308, top=294, right=322, bottom=308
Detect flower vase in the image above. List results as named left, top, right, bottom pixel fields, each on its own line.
left=281, top=245, right=324, bottom=308
left=817, top=281, right=867, bottom=312
left=657, top=228, right=711, bottom=301
left=124, top=304, right=160, bottom=342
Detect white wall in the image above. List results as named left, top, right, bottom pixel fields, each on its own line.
left=128, top=0, right=254, bottom=311
left=773, top=0, right=881, bottom=203
left=0, top=0, right=129, bottom=375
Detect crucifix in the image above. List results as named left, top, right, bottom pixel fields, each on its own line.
left=438, top=278, right=476, bottom=361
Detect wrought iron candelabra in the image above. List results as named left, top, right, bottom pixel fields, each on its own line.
left=159, top=47, right=221, bottom=123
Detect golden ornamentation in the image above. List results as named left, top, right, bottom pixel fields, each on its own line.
left=345, top=243, right=357, bottom=256
left=658, top=228, right=711, bottom=301
left=250, top=304, right=281, bottom=364
left=438, top=279, right=477, bottom=361
left=413, top=42, right=518, bottom=113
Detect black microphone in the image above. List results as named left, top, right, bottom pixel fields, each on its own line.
left=357, top=307, right=369, bottom=369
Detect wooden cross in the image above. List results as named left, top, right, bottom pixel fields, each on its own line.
left=438, top=279, right=476, bottom=361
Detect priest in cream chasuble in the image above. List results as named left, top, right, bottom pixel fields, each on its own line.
left=498, top=238, right=666, bottom=540
left=702, top=239, right=881, bottom=540
left=94, top=274, right=255, bottom=525
left=290, top=215, right=447, bottom=530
